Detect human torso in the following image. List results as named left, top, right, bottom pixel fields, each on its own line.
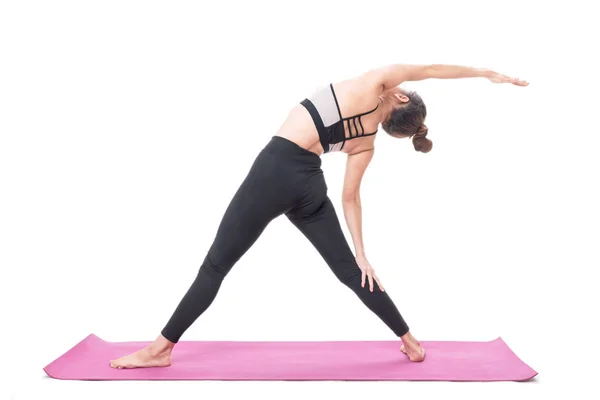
left=275, top=80, right=381, bottom=156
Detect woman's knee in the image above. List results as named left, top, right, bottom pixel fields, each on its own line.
left=334, top=262, right=363, bottom=288
left=198, top=253, right=229, bottom=282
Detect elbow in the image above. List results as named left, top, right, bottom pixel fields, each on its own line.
left=342, top=192, right=360, bottom=204
left=419, top=64, right=438, bottom=80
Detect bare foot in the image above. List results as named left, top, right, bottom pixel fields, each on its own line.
left=400, top=344, right=425, bottom=362
left=400, top=331, right=426, bottom=362
left=110, top=335, right=174, bottom=369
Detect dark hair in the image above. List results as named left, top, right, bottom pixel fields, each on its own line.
left=381, top=91, right=432, bottom=153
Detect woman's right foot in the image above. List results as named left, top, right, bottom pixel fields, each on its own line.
left=400, top=344, right=425, bottom=362
left=109, top=335, right=175, bottom=369
left=400, top=331, right=425, bottom=362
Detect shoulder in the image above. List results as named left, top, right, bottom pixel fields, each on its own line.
left=332, top=75, right=382, bottom=111
left=345, top=68, right=386, bottom=97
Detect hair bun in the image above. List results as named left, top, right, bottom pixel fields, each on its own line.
left=412, top=125, right=433, bottom=153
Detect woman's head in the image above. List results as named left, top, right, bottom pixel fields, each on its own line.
left=381, top=88, right=432, bottom=153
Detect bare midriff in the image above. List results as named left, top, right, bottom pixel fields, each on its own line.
left=274, top=104, right=324, bottom=155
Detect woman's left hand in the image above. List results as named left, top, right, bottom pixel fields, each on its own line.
left=355, top=255, right=385, bottom=292
left=487, top=71, right=529, bottom=86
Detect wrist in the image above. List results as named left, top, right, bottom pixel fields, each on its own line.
left=355, top=251, right=367, bottom=259
left=479, top=68, right=494, bottom=78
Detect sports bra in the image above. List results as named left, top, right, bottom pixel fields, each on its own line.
left=300, top=83, right=380, bottom=153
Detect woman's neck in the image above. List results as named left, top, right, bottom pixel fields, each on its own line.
left=377, top=94, right=395, bottom=123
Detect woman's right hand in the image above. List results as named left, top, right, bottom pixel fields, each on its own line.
left=487, top=71, right=529, bottom=86
left=355, top=254, right=384, bottom=292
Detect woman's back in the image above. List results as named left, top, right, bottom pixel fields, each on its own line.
left=276, top=78, right=382, bottom=156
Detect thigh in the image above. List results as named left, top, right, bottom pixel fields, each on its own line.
left=207, top=165, right=285, bottom=270
left=285, top=196, right=359, bottom=281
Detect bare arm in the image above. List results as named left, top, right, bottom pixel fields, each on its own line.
left=341, top=149, right=373, bottom=257
left=362, top=64, right=528, bottom=92
left=342, top=148, right=384, bottom=292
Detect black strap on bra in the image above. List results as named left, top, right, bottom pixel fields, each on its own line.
left=300, top=98, right=330, bottom=152
left=343, top=101, right=379, bottom=140
left=330, top=83, right=379, bottom=141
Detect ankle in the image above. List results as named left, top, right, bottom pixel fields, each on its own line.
left=400, top=332, right=419, bottom=348
left=148, top=336, right=175, bottom=355
left=147, top=344, right=172, bottom=357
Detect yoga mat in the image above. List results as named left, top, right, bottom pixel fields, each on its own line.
left=44, top=334, right=537, bottom=381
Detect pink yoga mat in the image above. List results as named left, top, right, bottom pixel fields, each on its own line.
left=44, top=334, right=537, bottom=381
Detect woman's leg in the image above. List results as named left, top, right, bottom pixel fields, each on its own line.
left=160, top=173, right=282, bottom=343
left=285, top=196, right=425, bottom=361
left=110, top=151, right=288, bottom=368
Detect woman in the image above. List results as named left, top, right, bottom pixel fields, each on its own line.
left=110, top=64, right=528, bottom=369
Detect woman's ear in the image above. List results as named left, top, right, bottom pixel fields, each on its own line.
left=393, top=93, right=410, bottom=103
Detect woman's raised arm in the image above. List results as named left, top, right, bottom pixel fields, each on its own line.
left=361, top=64, right=529, bottom=92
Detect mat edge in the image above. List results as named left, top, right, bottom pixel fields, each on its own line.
left=496, top=336, right=538, bottom=379
left=43, top=333, right=102, bottom=378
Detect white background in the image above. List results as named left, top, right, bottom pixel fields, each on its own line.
left=1, top=0, right=598, bottom=399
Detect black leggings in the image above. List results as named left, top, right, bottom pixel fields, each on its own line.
left=161, top=136, right=409, bottom=343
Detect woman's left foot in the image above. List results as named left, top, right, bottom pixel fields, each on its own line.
left=110, top=346, right=172, bottom=369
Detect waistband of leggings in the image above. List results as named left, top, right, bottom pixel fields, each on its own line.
left=265, top=135, right=322, bottom=167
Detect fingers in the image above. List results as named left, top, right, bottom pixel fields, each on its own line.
left=515, top=78, right=529, bottom=86
left=361, top=267, right=384, bottom=292
left=490, top=72, right=529, bottom=86
left=510, top=76, right=529, bottom=86
left=358, top=259, right=384, bottom=292
left=361, top=269, right=366, bottom=288
left=374, top=274, right=385, bottom=292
